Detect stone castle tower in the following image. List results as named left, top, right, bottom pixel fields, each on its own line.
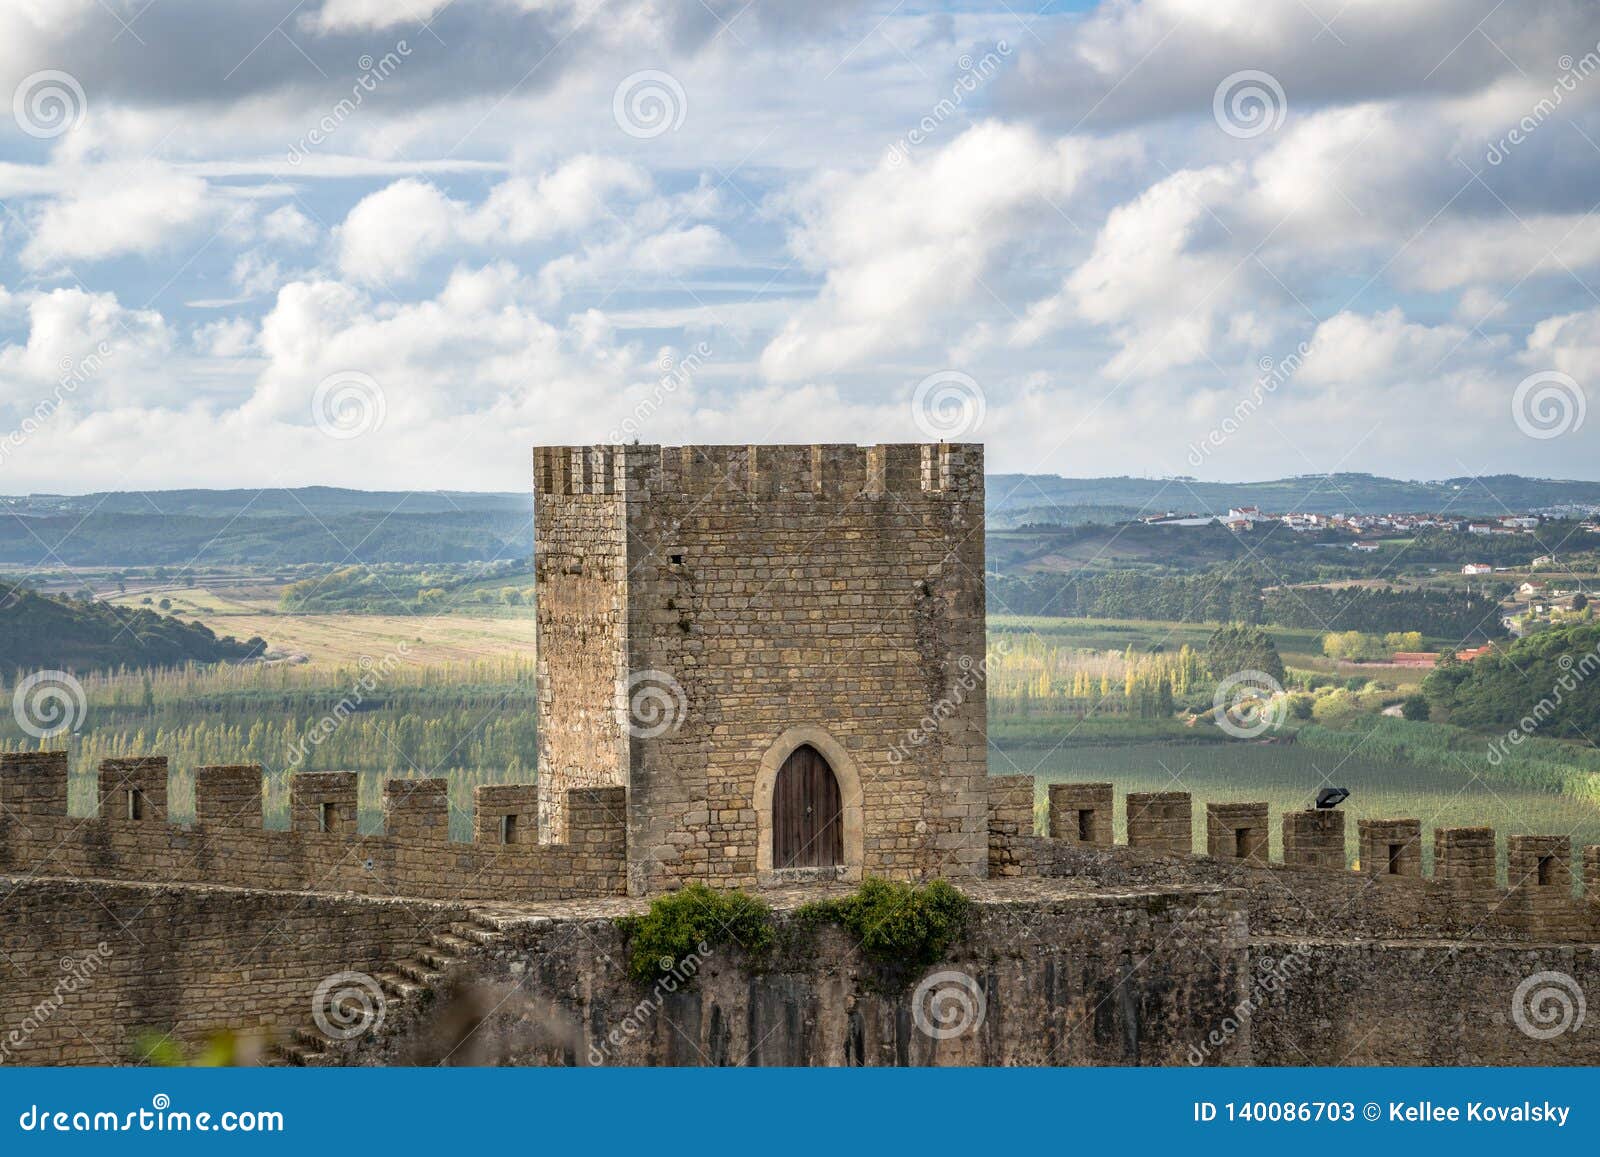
left=533, top=443, right=987, bottom=895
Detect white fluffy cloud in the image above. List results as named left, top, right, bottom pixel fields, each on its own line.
left=334, top=157, right=668, bottom=285
left=760, top=122, right=1103, bottom=381
left=20, top=163, right=218, bottom=269
left=1, top=0, right=1598, bottom=489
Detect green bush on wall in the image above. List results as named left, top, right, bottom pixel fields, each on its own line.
left=797, top=877, right=971, bottom=990
left=619, top=878, right=972, bottom=990
left=619, top=883, right=774, bottom=984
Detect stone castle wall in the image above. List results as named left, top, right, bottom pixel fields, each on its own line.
left=989, top=777, right=1600, bottom=943
left=535, top=444, right=989, bottom=895
left=312, top=888, right=1252, bottom=1067
left=0, top=875, right=464, bottom=1065
left=1248, top=939, right=1600, bottom=1065
left=0, top=752, right=625, bottom=903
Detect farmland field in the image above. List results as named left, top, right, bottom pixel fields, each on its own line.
left=104, top=583, right=538, bottom=667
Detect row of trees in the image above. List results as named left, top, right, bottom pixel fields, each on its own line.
left=278, top=561, right=530, bottom=613
left=1321, top=630, right=1425, bottom=661
left=988, top=570, right=1265, bottom=623
left=1263, top=586, right=1504, bottom=640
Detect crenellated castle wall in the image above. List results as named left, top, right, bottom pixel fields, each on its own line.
left=0, top=752, right=625, bottom=903
left=986, top=776, right=1600, bottom=943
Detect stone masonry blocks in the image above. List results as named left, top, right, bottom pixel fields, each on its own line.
left=988, top=775, right=1035, bottom=877
left=384, top=778, right=449, bottom=843
left=1206, top=801, right=1269, bottom=863
left=1435, top=827, right=1497, bottom=890
left=193, top=764, right=263, bottom=829
left=1358, top=819, right=1423, bottom=877
left=0, top=750, right=69, bottom=817
left=1048, top=782, right=1114, bottom=845
left=1282, top=809, right=1346, bottom=869
left=290, top=771, right=358, bottom=834
left=474, top=784, right=540, bottom=845
left=1126, top=791, right=1192, bottom=855
left=97, top=757, right=168, bottom=824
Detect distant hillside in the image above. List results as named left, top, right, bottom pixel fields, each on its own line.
left=0, top=585, right=265, bottom=676
left=3, top=487, right=527, bottom=519
left=0, top=510, right=531, bottom=566
left=987, top=473, right=1600, bottom=522
left=1, top=473, right=1595, bottom=568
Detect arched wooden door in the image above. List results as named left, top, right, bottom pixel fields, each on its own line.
left=773, top=744, right=843, bottom=868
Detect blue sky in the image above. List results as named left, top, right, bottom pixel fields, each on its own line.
left=0, top=0, right=1597, bottom=492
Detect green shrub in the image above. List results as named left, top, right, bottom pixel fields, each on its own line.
left=1311, top=688, right=1361, bottom=726
left=805, top=877, right=971, bottom=989
left=619, top=884, right=773, bottom=984
left=1400, top=693, right=1430, bottom=721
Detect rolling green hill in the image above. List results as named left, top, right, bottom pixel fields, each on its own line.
left=0, top=585, right=265, bottom=675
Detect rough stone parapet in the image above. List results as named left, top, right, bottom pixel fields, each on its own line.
left=1206, top=801, right=1269, bottom=863
left=1126, top=791, right=1192, bottom=855
left=1047, top=782, right=1113, bottom=845
left=1358, top=818, right=1423, bottom=877
left=1282, top=809, right=1346, bottom=869
left=987, top=775, right=1035, bottom=876
left=0, top=757, right=625, bottom=903
left=97, top=756, right=169, bottom=824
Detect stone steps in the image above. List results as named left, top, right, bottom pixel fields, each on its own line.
left=268, top=910, right=509, bottom=1065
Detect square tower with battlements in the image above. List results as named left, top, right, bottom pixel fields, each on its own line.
left=533, top=443, right=989, bottom=896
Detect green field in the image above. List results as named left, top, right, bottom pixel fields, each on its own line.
left=996, top=738, right=1600, bottom=877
